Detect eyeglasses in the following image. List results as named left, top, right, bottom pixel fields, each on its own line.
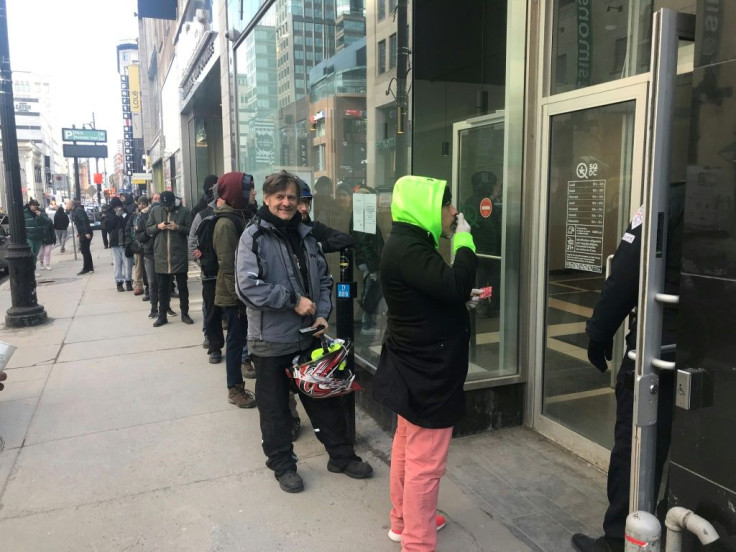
left=298, top=199, right=312, bottom=212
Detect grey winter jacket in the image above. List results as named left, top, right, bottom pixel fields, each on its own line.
left=188, top=202, right=215, bottom=281
left=235, top=215, right=333, bottom=354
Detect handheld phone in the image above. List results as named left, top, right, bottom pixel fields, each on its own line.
left=299, top=324, right=326, bottom=335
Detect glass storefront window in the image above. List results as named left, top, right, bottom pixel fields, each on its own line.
left=411, top=1, right=525, bottom=382
left=551, top=1, right=696, bottom=94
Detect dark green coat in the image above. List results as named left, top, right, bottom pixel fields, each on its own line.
left=23, top=206, right=41, bottom=243
left=146, top=203, right=192, bottom=274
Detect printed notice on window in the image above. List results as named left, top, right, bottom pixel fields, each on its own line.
left=565, top=180, right=605, bottom=273
left=352, top=193, right=377, bottom=234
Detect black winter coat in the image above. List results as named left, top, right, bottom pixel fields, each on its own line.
left=53, top=208, right=70, bottom=230
left=373, top=222, right=477, bottom=428
left=102, top=209, right=128, bottom=247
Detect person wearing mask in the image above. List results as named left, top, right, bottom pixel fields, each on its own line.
left=236, top=170, right=373, bottom=493
left=68, top=200, right=94, bottom=275
left=53, top=203, right=70, bottom=253
left=104, top=197, right=134, bottom=292
left=23, top=199, right=43, bottom=273
left=212, top=172, right=257, bottom=408
left=191, top=174, right=219, bottom=218
left=136, top=196, right=159, bottom=317
left=373, top=175, right=478, bottom=550
left=147, top=191, right=193, bottom=327
left=126, top=198, right=147, bottom=295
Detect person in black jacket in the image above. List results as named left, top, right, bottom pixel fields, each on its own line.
left=136, top=197, right=159, bottom=317
left=53, top=205, right=70, bottom=253
left=68, top=199, right=94, bottom=275
left=104, top=197, right=133, bottom=292
left=296, top=177, right=354, bottom=253
left=571, top=198, right=682, bottom=552
left=191, top=174, right=218, bottom=218
left=373, top=175, right=478, bottom=550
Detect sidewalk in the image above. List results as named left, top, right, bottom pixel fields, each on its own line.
left=0, top=236, right=607, bottom=551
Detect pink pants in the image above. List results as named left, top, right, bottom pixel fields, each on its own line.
left=37, top=244, right=52, bottom=266
left=389, top=415, right=453, bottom=552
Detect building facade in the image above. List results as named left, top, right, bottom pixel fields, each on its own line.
left=136, top=1, right=735, bottom=546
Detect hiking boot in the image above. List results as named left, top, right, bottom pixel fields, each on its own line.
left=241, top=358, right=256, bottom=379
left=276, top=470, right=304, bottom=493
left=202, top=336, right=210, bottom=349
left=327, top=458, right=373, bottom=479
left=208, top=351, right=222, bottom=364
left=167, top=308, right=177, bottom=316
left=228, top=383, right=256, bottom=408
left=125, top=281, right=133, bottom=291
left=152, top=315, right=168, bottom=327
left=116, top=282, right=124, bottom=292
left=571, top=535, right=624, bottom=552
left=181, top=313, right=194, bottom=325
left=388, top=514, right=447, bottom=543
left=134, top=288, right=144, bottom=296
left=148, top=309, right=158, bottom=319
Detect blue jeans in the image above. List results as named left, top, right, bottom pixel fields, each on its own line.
left=111, top=246, right=126, bottom=283
left=225, top=306, right=246, bottom=389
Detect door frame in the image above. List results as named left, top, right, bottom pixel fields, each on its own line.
left=530, top=79, right=649, bottom=469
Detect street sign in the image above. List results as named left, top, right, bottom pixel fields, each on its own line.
left=132, top=173, right=152, bottom=181
left=62, top=144, right=109, bottom=158
left=62, top=128, right=107, bottom=143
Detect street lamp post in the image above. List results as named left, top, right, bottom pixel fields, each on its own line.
left=0, top=0, right=47, bottom=327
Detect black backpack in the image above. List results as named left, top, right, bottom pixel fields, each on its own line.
left=196, top=212, right=244, bottom=278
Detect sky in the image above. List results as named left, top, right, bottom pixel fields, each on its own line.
left=7, top=0, right=140, bottom=171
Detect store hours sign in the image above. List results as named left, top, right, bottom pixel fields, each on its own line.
left=565, top=162, right=605, bottom=273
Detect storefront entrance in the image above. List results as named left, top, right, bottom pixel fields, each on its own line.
left=531, top=3, right=695, bottom=469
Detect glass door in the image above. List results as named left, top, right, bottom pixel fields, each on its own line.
left=535, top=83, right=648, bottom=462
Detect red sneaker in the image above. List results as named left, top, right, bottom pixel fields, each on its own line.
left=388, top=513, right=447, bottom=542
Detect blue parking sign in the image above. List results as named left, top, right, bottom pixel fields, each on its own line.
left=337, top=283, right=351, bottom=299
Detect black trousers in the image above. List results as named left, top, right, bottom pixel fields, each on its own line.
left=79, top=234, right=94, bottom=272
left=252, top=352, right=356, bottom=477
left=101, top=229, right=109, bottom=248
left=158, top=272, right=188, bottom=315
left=603, top=350, right=675, bottom=539
left=202, top=279, right=224, bottom=353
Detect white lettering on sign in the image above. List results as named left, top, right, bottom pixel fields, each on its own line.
left=479, top=197, right=493, bottom=218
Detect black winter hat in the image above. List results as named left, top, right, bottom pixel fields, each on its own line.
left=160, top=191, right=176, bottom=208
left=109, top=197, right=123, bottom=209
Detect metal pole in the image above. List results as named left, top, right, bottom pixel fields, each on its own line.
left=0, top=0, right=46, bottom=327
left=337, top=246, right=356, bottom=443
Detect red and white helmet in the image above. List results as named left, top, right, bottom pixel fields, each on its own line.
left=289, top=338, right=361, bottom=399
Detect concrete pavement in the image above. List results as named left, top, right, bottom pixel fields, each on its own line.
left=0, top=236, right=607, bottom=551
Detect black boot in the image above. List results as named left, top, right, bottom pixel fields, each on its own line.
left=142, top=286, right=150, bottom=301
left=116, top=282, right=124, bottom=292
left=125, top=281, right=133, bottom=291
left=148, top=309, right=158, bottom=319
left=152, top=315, right=168, bottom=327
left=181, top=311, right=194, bottom=325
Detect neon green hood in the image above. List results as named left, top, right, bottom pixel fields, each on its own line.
left=391, top=175, right=447, bottom=248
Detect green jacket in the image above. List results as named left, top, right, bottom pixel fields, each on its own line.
left=146, top=203, right=193, bottom=274
left=23, top=206, right=41, bottom=243
left=213, top=203, right=247, bottom=307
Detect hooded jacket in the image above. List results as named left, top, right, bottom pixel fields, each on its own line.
left=23, top=205, right=42, bottom=243
left=213, top=203, right=249, bottom=307
left=54, top=207, right=70, bottom=230
left=236, top=209, right=333, bottom=356
left=146, top=203, right=193, bottom=274
left=373, top=175, right=477, bottom=428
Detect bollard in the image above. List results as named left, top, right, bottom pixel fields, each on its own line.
left=625, top=511, right=661, bottom=552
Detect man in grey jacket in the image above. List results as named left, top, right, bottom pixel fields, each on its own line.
left=236, top=170, right=372, bottom=494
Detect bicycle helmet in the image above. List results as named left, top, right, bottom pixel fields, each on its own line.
left=289, top=338, right=360, bottom=399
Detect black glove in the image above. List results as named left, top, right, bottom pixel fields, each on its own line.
left=587, top=339, right=613, bottom=373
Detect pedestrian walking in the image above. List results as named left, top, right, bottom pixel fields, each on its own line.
left=373, top=175, right=478, bottom=551
left=236, top=170, right=373, bottom=494
left=68, top=199, right=94, bottom=275
left=37, top=210, right=56, bottom=270
left=53, top=203, right=70, bottom=253
left=147, top=191, right=193, bottom=327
